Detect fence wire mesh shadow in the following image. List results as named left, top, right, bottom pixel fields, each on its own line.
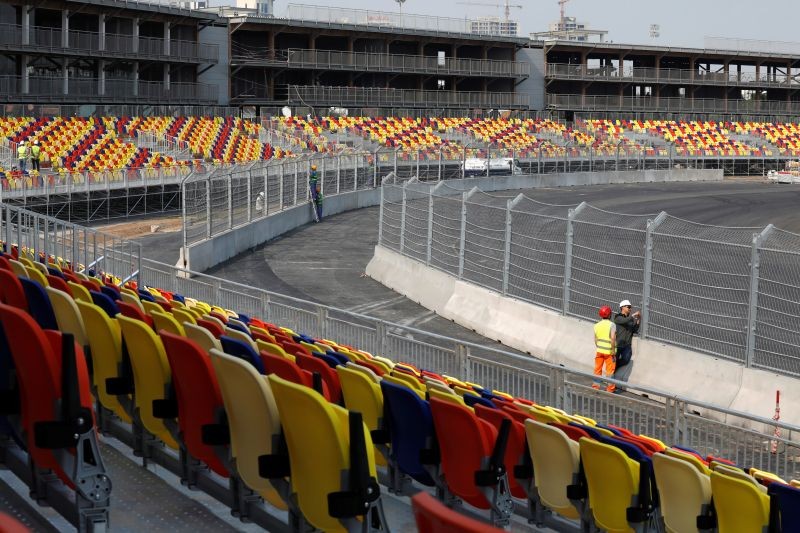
left=379, top=180, right=800, bottom=378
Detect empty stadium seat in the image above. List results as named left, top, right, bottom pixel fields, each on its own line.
left=411, top=492, right=505, bottom=533
left=710, top=469, right=770, bottom=533
left=652, top=451, right=713, bottom=533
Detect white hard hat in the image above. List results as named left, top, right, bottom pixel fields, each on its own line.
left=619, top=299, right=632, bottom=308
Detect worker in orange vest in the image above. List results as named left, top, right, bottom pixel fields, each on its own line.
left=593, top=305, right=617, bottom=392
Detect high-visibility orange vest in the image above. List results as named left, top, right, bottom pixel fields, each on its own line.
left=594, top=319, right=615, bottom=355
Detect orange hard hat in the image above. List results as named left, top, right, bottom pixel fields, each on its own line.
left=598, top=306, right=612, bottom=319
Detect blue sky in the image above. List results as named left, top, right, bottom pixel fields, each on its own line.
left=277, top=0, right=799, bottom=48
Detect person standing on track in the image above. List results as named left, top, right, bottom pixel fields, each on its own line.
left=593, top=305, right=617, bottom=392
left=309, top=164, right=323, bottom=221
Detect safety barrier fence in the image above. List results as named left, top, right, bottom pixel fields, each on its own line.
left=137, top=257, right=800, bottom=481
left=379, top=179, right=800, bottom=378
left=2, top=199, right=799, bottom=529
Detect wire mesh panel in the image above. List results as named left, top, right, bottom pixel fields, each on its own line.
left=183, top=177, right=209, bottom=245
left=507, top=197, right=572, bottom=311
left=379, top=185, right=404, bottom=251
left=230, top=170, right=251, bottom=228
left=322, top=157, right=338, bottom=196
left=649, top=216, right=755, bottom=362
left=467, top=345, right=553, bottom=403
left=383, top=332, right=461, bottom=377
left=250, top=166, right=267, bottom=222
left=208, top=177, right=230, bottom=236
left=281, top=163, right=296, bottom=209
left=402, top=182, right=432, bottom=263
left=754, top=228, right=800, bottom=375
left=461, top=192, right=509, bottom=292
left=265, top=163, right=283, bottom=214
left=429, top=185, right=463, bottom=276
left=567, top=205, right=650, bottom=320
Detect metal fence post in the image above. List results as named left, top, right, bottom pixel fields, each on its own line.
left=316, top=306, right=328, bottom=339
left=641, top=212, right=668, bottom=338
left=279, top=163, right=285, bottom=211
left=399, top=182, right=408, bottom=254
left=426, top=183, right=443, bottom=265
left=455, top=342, right=470, bottom=382
left=562, top=202, right=587, bottom=315
left=336, top=155, right=341, bottom=194
left=205, top=177, right=212, bottom=238
left=502, top=194, right=525, bottom=295
left=293, top=161, right=299, bottom=206
left=377, top=183, right=385, bottom=246
left=458, top=188, right=479, bottom=279
left=746, top=224, right=774, bottom=367
left=246, top=170, right=252, bottom=222
left=437, top=148, right=443, bottom=181
left=227, top=174, right=233, bottom=230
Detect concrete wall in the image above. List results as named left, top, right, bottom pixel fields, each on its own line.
left=517, top=47, right=546, bottom=111
left=183, top=168, right=722, bottom=275
left=366, top=245, right=800, bottom=429
left=198, top=24, right=230, bottom=105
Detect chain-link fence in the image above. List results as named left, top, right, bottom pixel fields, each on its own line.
left=380, top=180, right=800, bottom=377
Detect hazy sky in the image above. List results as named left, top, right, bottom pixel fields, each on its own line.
left=278, top=0, right=798, bottom=48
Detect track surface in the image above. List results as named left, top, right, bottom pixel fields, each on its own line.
left=138, top=179, right=800, bottom=347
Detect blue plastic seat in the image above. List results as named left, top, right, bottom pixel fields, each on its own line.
left=137, top=290, right=155, bottom=303
left=325, top=350, right=351, bottom=365
left=100, top=285, right=120, bottom=301
left=314, top=352, right=341, bottom=369
left=47, top=267, right=64, bottom=279
left=463, top=394, right=496, bottom=409
left=225, top=321, right=250, bottom=335
left=234, top=312, right=248, bottom=323
left=380, top=380, right=437, bottom=486
left=768, top=482, right=800, bottom=531
left=569, top=422, right=607, bottom=440
left=219, top=336, right=265, bottom=374
left=19, top=278, right=58, bottom=330
left=90, top=290, right=119, bottom=318
left=172, top=293, right=186, bottom=304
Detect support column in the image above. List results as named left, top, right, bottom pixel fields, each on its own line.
left=745, top=225, right=775, bottom=367
left=133, top=61, right=139, bottom=96
left=163, top=21, right=170, bottom=56
left=21, top=5, right=31, bottom=46
left=164, top=64, right=170, bottom=92
left=132, top=18, right=139, bottom=54
left=98, top=14, right=106, bottom=51
left=20, top=54, right=29, bottom=94
left=61, top=10, right=69, bottom=48
left=267, top=31, right=275, bottom=59
left=62, top=59, right=68, bottom=95
left=641, top=212, right=667, bottom=338
left=98, top=59, right=106, bottom=96
left=737, top=63, right=742, bottom=83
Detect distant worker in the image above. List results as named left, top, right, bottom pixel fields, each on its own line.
left=17, top=141, right=28, bottom=173
left=613, top=299, right=640, bottom=389
left=309, top=164, right=322, bottom=221
left=30, top=140, right=41, bottom=172
left=255, top=190, right=266, bottom=214
left=593, top=305, right=617, bottom=392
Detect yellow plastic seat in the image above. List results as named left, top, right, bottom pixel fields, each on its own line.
left=141, top=300, right=164, bottom=317
left=663, top=447, right=711, bottom=475
left=453, top=385, right=479, bottom=398
left=336, top=365, right=387, bottom=466
left=120, top=291, right=144, bottom=312
left=171, top=307, right=197, bottom=326
left=749, top=467, right=785, bottom=485
left=68, top=281, right=92, bottom=303
left=249, top=325, right=275, bottom=342
left=523, top=406, right=561, bottom=425
left=652, top=452, right=712, bottom=533
left=17, top=256, right=34, bottom=269
left=366, top=358, right=393, bottom=374
left=76, top=300, right=132, bottom=423
left=710, top=470, right=770, bottom=533
left=344, top=362, right=380, bottom=383
left=579, top=437, right=641, bottom=533
left=299, top=340, right=323, bottom=355
left=208, top=349, right=287, bottom=510
left=202, top=314, right=226, bottom=329
left=791, top=479, right=800, bottom=488
left=426, top=380, right=456, bottom=396
left=184, top=322, right=222, bottom=353
left=30, top=260, right=49, bottom=277
left=151, top=310, right=185, bottom=337
left=224, top=327, right=258, bottom=352
left=712, top=464, right=767, bottom=493
left=117, top=315, right=179, bottom=449
left=388, top=371, right=425, bottom=394
left=256, top=339, right=293, bottom=360
left=428, top=387, right=466, bottom=407
left=9, top=259, right=29, bottom=278
left=268, top=374, right=385, bottom=533
left=47, top=287, right=89, bottom=348
left=382, top=375, right=426, bottom=399
left=524, top=420, right=580, bottom=520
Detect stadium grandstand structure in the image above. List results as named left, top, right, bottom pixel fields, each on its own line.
left=1, top=201, right=800, bottom=532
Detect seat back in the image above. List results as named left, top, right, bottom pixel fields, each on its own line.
left=151, top=310, right=185, bottom=337
left=20, top=277, right=58, bottom=330
left=268, top=374, right=378, bottom=533
left=768, top=481, right=800, bottom=532
left=160, top=332, right=228, bottom=477
left=90, top=290, right=119, bottom=318
left=220, top=336, right=265, bottom=373
left=294, top=353, right=341, bottom=404
left=117, top=315, right=178, bottom=449
left=120, top=291, right=144, bottom=311
left=579, top=437, right=640, bottom=532
left=474, top=404, right=526, bottom=499
left=411, top=492, right=505, bottom=533
left=524, top=420, right=580, bottom=519
left=172, top=308, right=197, bottom=326
left=652, top=452, right=711, bottom=533
left=117, top=300, right=154, bottom=328
left=184, top=322, right=222, bottom=353
left=208, top=349, right=285, bottom=508
left=224, top=326, right=257, bottom=350
left=0, top=268, right=28, bottom=308
left=67, top=281, right=92, bottom=303
left=710, top=470, right=770, bottom=533
left=75, top=300, right=131, bottom=422
left=379, top=380, right=436, bottom=486
left=337, top=364, right=386, bottom=465
left=46, top=287, right=88, bottom=347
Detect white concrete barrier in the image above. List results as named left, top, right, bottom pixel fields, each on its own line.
left=366, top=245, right=800, bottom=428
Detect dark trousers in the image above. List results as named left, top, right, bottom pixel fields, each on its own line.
left=613, top=345, right=633, bottom=385
left=32, top=158, right=40, bottom=172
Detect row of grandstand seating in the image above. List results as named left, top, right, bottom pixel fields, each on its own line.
left=1, top=241, right=800, bottom=531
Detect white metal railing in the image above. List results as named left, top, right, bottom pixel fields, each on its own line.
left=286, top=85, right=529, bottom=108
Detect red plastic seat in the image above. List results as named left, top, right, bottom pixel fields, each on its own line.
left=79, top=279, right=101, bottom=292
left=0, top=269, right=28, bottom=309
left=550, top=422, right=592, bottom=442
left=0, top=303, right=95, bottom=487
left=412, top=492, right=505, bottom=533
left=116, top=300, right=155, bottom=329
left=280, top=340, right=312, bottom=358
left=0, top=512, right=30, bottom=533
left=260, top=351, right=331, bottom=401
left=0, top=255, right=12, bottom=271
left=294, top=353, right=341, bottom=404
left=474, top=404, right=528, bottom=499
left=354, top=359, right=386, bottom=377
left=197, top=318, right=224, bottom=338
left=500, top=404, right=533, bottom=425
left=429, top=397, right=506, bottom=511
left=160, top=331, right=229, bottom=477
left=46, top=274, right=72, bottom=295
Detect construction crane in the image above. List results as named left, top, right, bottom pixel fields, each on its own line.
left=456, top=1, right=523, bottom=22
left=558, top=0, right=570, bottom=24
